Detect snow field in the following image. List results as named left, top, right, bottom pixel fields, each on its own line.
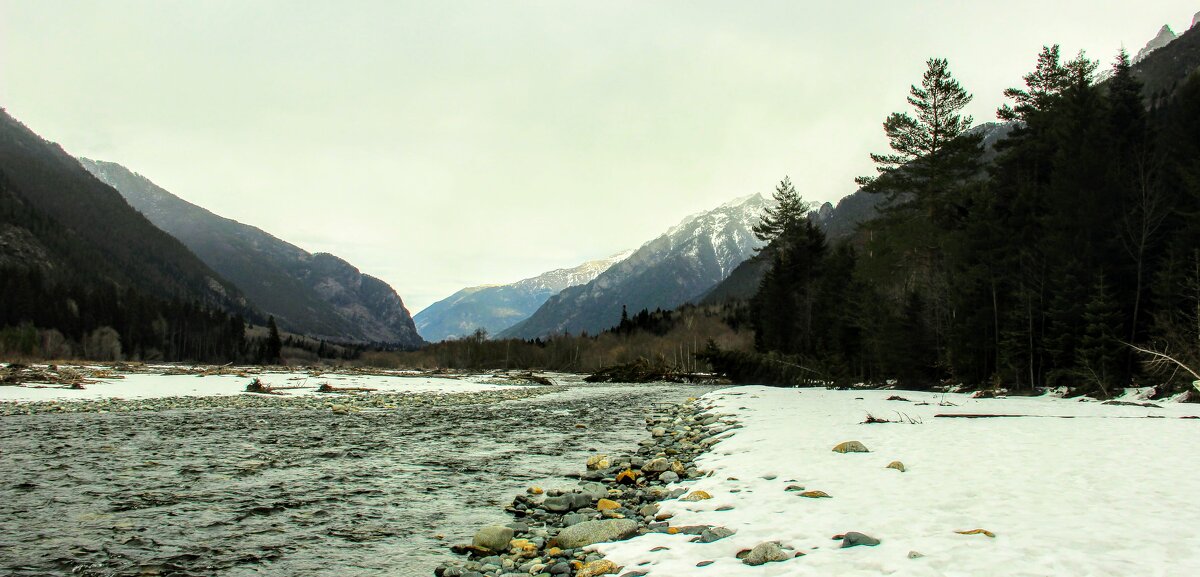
left=597, top=386, right=1200, bottom=577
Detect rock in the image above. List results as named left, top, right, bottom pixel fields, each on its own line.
left=586, top=455, right=611, bottom=470
left=552, top=519, right=639, bottom=548
left=784, top=485, right=805, bottom=492
left=641, top=458, right=669, bottom=473
left=472, top=525, right=515, bottom=552
left=908, top=550, right=925, bottom=559
left=562, top=513, right=591, bottom=526
left=838, top=532, right=880, bottom=548
left=578, top=482, right=608, bottom=500
left=680, top=490, right=711, bottom=501
left=651, top=427, right=666, bottom=437
left=596, top=499, right=621, bottom=511
left=527, top=486, right=544, bottom=495
left=798, top=490, right=831, bottom=498
left=698, top=526, right=736, bottom=543
left=696, top=560, right=714, bottom=567
left=887, top=461, right=906, bottom=472
left=658, top=471, right=679, bottom=484
left=955, top=528, right=996, bottom=538
left=832, top=441, right=869, bottom=453
left=543, top=493, right=590, bottom=512
left=576, top=559, right=620, bottom=577
left=615, top=469, right=640, bottom=485
left=548, top=562, right=571, bottom=575
left=742, top=541, right=790, bottom=565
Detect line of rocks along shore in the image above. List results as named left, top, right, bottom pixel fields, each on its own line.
left=0, top=386, right=554, bottom=417
left=435, top=394, right=742, bottom=577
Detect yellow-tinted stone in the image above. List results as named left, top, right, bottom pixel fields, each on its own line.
left=955, top=529, right=996, bottom=538
left=832, top=441, right=870, bottom=453
left=527, top=486, right=544, bottom=495
left=586, top=455, right=610, bottom=470
left=615, top=469, right=639, bottom=484
left=887, top=461, right=906, bottom=472
left=667, top=527, right=680, bottom=535
left=545, top=547, right=563, bottom=557
left=577, top=560, right=620, bottom=577
left=596, top=499, right=621, bottom=511
left=799, top=490, right=831, bottom=498
left=680, top=490, right=712, bottom=502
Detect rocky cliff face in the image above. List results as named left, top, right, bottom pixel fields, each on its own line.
left=499, top=194, right=769, bottom=339
left=79, top=158, right=424, bottom=348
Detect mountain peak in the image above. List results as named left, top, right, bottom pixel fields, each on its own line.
left=1193, top=10, right=1199, bottom=29
left=1134, top=24, right=1178, bottom=63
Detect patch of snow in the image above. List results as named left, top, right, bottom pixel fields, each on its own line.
left=598, top=387, right=1200, bottom=575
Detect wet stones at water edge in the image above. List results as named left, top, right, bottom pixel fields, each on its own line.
left=435, top=397, right=739, bottom=577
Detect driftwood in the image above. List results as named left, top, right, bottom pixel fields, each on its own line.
left=244, top=378, right=287, bottom=395
left=316, top=382, right=378, bottom=393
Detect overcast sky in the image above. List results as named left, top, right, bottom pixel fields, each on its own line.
left=2, top=1, right=1198, bottom=312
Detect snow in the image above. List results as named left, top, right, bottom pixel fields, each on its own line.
left=597, top=387, right=1200, bottom=576
left=0, top=369, right=521, bottom=402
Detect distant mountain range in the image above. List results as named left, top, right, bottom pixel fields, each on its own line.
left=499, top=194, right=770, bottom=339
left=79, top=159, right=424, bottom=348
left=414, top=251, right=632, bottom=342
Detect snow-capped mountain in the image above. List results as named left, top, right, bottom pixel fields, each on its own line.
left=1135, top=24, right=1178, bottom=63
left=414, top=251, right=631, bottom=342
left=498, top=193, right=772, bottom=339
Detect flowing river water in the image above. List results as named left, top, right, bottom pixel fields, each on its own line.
left=0, top=382, right=719, bottom=577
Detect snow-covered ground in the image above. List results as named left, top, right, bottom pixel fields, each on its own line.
left=0, top=369, right=524, bottom=402
left=599, top=387, right=1200, bottom=576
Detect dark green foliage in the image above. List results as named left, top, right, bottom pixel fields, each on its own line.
left=724, top=44, right=1200, bottom=395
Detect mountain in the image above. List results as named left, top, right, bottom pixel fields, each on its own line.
left=1132, top=17, right=1200, bottom=101
left=1134, top=25, right=1178, bottom=63
left=414, top=251, right=631, bottom=342
left=0, top=109, right=245, bottom=310
left=78, top=159, right=424, bottom=348
left=499, top=194, right=770, bottom=339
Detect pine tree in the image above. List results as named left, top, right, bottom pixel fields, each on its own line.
left=265, top=315, right=282, bottom=364
left=753, top=176, right=807, bottom=246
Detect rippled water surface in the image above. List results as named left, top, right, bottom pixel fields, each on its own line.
left=0, top=382, right=717, bottom=576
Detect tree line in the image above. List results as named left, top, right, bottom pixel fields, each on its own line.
left=708, top=48, right=1200, bottom=397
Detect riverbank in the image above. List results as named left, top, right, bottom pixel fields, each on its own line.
left=0, top=364, right=561, bottom=416
left=435, top=392, right=738, bottom=577
left=597, top=387, right=1200, bottom=576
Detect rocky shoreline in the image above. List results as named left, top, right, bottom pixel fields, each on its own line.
left=435, top=392, right=741, bottom=577
left=0, top=386, right=554, bottom=417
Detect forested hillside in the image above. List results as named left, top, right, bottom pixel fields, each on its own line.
left=705, top=44, right=1200, bottom=397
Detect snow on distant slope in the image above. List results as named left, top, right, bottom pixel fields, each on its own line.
left=414, top=251, right=631, bottom=342
left=1134, top=24, right=1178, bottom=63
left=499, top=193, right=771, bottom=339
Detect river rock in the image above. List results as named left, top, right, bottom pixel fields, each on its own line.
left=543, top=493, right=590, bottom=512
left=658, top=471, right=679, bottom=484
left=577, top=559, right=620, bottom=577
left=839, top=532, right=880, bottom=548
left=642, top=458, right=669, bottom=473
left=699, top=526, right=736, bottom=543
left=552, top=519, right=639, bottom=548
left=832, top=441, right=869, bottom=453
left=562, top=513, right=591, bottom=526
left=887, top=460, right=906, bottom=472
left=742, top=541, right=789, bottom=565
left=680, top=490, right=711, bottom=501
left=586, top=455, right=611, bottom=470
left=472, top=525, right=514, bottom=552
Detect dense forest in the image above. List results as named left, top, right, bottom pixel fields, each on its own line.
left=705, top=48, right=1200, bottom=397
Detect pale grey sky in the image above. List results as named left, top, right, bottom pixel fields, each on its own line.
left=2, top=1, right=1197, bottom=312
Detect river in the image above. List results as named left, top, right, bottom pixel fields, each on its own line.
left=0, top=381, right=718, bottom=576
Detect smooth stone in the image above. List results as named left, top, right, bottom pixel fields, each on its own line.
left=742, top=541, right=790, bottom=565
left=908, top=550, right=925, bottom=559
left=699, top=527, right=736, bottom=543
left=832, top=441, right=870, bottom=453
left=887, top=461, right=906, bottom=472
left=641, top=458, right=669, bottom=473
left=576, top=560, right=619, bottom=577
left=839, top=532, right=880, bottom=548
left=562, top=513, right=591, bottom=526
left=552, top=519, right=639, bottom=548
left=472, top=525, right=515, bottom=552
left=658, top=471, right=679, bottom=484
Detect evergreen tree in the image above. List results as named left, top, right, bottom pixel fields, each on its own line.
left=753, top=177, right=807, bottom=246
left=265, top=316, right=282, bottom=364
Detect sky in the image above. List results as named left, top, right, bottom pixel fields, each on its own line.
left=2, top=1, right=1198, bottom=313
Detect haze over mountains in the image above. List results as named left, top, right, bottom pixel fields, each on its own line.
left=498, top=194, right=770, bottom=339
left=414, top=252, right=631, bottom=342
left=78, top=159, right=423, bottom=349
